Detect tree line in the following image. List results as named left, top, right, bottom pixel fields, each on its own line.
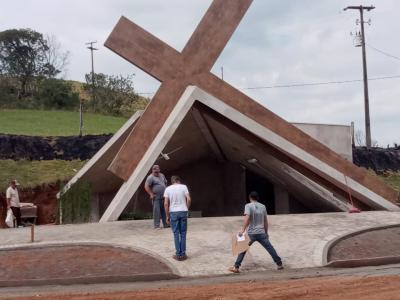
left=0, top=28, right=147, bottom=116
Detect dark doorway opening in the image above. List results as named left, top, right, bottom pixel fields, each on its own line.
left=245, top=169, right=276, bottom=214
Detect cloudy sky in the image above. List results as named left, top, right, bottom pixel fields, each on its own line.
left=1, top=0, right=399, bottom=146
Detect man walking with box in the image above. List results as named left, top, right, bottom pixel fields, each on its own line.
left=164, top=176, right=191, bottom=261
left=229, top=191, right=283, bottom=273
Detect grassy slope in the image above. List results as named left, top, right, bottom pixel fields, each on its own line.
left=379, top=173, right=400, bottom=192
left=0, top=109, right=126, bottom=190
left=0, top=109, right=128, bottom=136
left=0, top=160, right=86, bottom=192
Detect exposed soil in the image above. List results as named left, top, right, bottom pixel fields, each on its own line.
left=0, top=134, right=111, bottom=160
left=0, top=245, right=174, bottom=284
left=353, top=146, right=400, bottom=172
left=0, top=183, right=59, bottom=228
left=328, top=226, right=400, bottom=262
left=4, top=275, right=400, bottom=300
left=1, top=133, right=399, bottom=173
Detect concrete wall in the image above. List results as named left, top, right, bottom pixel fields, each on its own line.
left=293, top=123, right=353, bottom=161
left=122, top=158, right=246, bottom=218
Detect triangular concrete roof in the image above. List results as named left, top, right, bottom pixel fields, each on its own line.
left=64, top=86, right=399, bottom=222
left=64, top=0, right=399, bottom=221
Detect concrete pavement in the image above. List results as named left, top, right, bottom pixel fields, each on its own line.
left=0, top=212, right=399, bottom=277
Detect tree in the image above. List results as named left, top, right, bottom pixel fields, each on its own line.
left=0, top=29, right=48, bottom=96
left=43, top=34, right=70, bottom=78
left=355, top=130, right=365, bottom=147
left=0, top=29, right=69, bottom=97
left=84, top=73, right=147, bottom=116
left=355, top=129, right=379, bottom=147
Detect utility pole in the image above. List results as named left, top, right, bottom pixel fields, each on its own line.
left=82, top=41, right=98, bottom=137
left=221, top=66, right=224, bottom=81
left=344, top=5, right=375, bottom=148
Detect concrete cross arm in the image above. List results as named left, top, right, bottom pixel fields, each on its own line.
left=105, top=0, right=253, bottom=82
left=182, top=0, right=253, bottom=74
left=104, top=16, right=184, bottom=82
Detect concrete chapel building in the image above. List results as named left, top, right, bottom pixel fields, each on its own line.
left=64, top=0, right=399, bottom=222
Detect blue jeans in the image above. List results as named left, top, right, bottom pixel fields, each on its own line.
left=234, top=233, right=282, bottom=268
left=170, top=211, right=188, bottom=257
left=152, top=195, right=167, bottom=228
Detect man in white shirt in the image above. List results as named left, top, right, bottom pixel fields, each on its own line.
left=6, top=179, right=22, bottom=227
left=164, top=176, right=191, bottom=261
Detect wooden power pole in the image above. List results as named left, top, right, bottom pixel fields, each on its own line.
left=344, top=5, right=375, bottom=148
left=82, top=41, right=98, bottom=137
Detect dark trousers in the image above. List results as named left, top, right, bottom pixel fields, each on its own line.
left=235, top=233, right=282, bottom=268
left=10, top=206, right=22, bottom=227
left=152, top=195, right=167, bottom=228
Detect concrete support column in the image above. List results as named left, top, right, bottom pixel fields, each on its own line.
left=90, top=193, right=100, bottom=222
left=274, top=185, right=290, bottom=214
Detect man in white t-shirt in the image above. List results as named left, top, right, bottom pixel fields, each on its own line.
left=164, top=176, right=191, bottom=261
left=6, top=179, right=22, bottom=227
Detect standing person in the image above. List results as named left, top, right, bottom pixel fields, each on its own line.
left=6, top=179, right=22, bottom=228
left=144, top=165, right=168, bottom=229
left=164, top=176, right=191, bottom=261
left=229, top=191, right=283, bottom=273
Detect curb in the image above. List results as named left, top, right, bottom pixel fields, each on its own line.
left=325, top=256, right=400, bottom=268
left=323, top=223, right=400, bottom=267
left=0, top=273, right=179, bottom=288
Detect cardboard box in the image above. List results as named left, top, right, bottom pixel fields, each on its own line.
left=231, top=232, right=250, bottom=256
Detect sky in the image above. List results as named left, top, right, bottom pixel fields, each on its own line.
left=1, top=0, right=399, bottom=146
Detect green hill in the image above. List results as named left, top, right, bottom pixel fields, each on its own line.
left=0, top=109, right=128, bottom=136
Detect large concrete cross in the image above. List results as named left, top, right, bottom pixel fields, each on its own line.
left=103, top=0, right=398, bottom=216
left=105, top=0, right=254, bottom=180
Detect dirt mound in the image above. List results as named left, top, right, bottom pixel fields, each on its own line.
left=0, top=183, right=59, bottom=228
left=0, top=245, right=176, bottom=286
left=0, top=134, right=111, bottom=160
left=353, top=146, right=400, bottom=172
left=328, top=226, right=400, bottom=262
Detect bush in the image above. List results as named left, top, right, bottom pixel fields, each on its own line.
left=58, top=181, right=92, bottom=224
left=85, top=73, right=148, bottom=117
left=36, top=78, right=79, bottom=110
left=0, top=76, right=18, bottom=106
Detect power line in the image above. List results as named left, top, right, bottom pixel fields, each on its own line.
left=366, top=43, right=400, bottom=61
left=241, top=75, right=400, bottom=90
left=136, top=74, right=400, bottom=95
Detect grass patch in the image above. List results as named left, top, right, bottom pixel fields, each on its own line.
left=0, top=160, right=86, bottom=192
left=379, top=172, right=400, bottom=192
left=0, top=109, right=128, bottom=136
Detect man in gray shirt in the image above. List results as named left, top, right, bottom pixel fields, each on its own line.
left=144, top=165, right=168, bottom=229
left=229, top=191, right=283, bottom=273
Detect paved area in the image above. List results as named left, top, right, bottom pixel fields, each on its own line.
left=0, top=212, right=399, bottom=277
left=328, top=226, right=400, bottom=261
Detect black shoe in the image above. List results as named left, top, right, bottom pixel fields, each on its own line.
left=180, top=254, right=188, bottom=261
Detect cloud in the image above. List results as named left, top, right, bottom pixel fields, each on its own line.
left=1, top=0, right=399, bottom=145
